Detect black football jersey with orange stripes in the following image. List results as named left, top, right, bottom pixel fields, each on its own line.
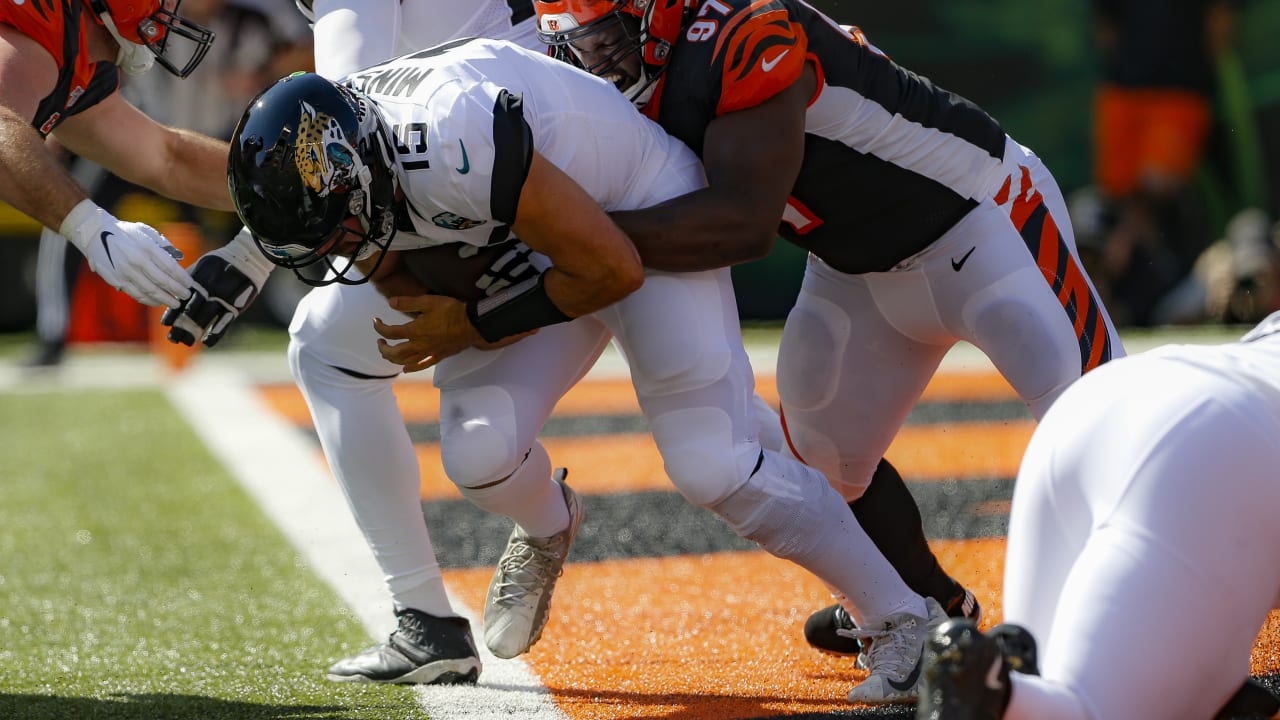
left=647, top=0, right=1009, bottom=274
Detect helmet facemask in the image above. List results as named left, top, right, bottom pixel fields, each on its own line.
left=537, top=1, right=663, bottom=108
left=229, top=74, right=400, bottom=288
left=89, top=0, right=216, bottom=78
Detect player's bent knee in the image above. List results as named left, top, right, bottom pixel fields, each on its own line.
left=440, top=422, right=522, bottom=488
left=649, top=406, right=756, bottom=507
left=829, top=472, right=874, bottom=503
left=438, top=386, right=522, bottom=487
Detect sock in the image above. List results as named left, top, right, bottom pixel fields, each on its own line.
left=850, top=457, right=967, bottom=607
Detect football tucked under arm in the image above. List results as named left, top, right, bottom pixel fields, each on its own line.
left=398, top=239, right=542, bottom=302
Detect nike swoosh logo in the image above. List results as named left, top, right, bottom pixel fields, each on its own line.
left=951, top=246, right=976, bottom=271
left=456, top=139, right=470, bottom=174
left=985, top=654, right=1005, bottom=691
left=99, top=231, right=115, bottom=267
left=886, top=650, right=923, bottom=692
left=761, top=49, right=790, bottom=72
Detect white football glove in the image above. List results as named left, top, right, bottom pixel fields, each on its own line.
left=60, top=199, right=194, bottom=308
left=160, top=226, right=277, bottom=347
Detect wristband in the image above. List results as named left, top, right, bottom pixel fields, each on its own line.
left=465, top=273, right=572, bottom=343
left=227, top=226, right=280, bottom=278
left=58, top=199, right=100, bottom=249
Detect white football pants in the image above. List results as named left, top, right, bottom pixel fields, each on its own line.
left=289, top=267, right=919, bottom=627
left=429, top=265, right=920, bottom=626
left=777, top=138, right=1125, bottom=501
left=1001, top=346, right=1280, bottom=720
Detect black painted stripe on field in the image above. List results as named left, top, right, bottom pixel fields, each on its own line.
left=423, top=478, right=1012, bottom=569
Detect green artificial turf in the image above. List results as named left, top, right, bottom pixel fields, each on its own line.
left=0, top=390, right=427, bottom=719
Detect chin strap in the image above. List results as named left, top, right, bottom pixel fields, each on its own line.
left=99, top=12, right=155, bottom=76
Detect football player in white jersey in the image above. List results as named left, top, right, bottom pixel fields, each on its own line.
left=161, top=0, right=543, bottom=685
left=166, top=0, right=788, bottom=688
left=228, top=39, right=948, bottom=704
left=918, top=313, right=1280, bottom=720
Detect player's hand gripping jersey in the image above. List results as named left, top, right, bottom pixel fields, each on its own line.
left=341, top=38, right=704, bottom=256
left=0, top=0, right=120, bottom=135
left=648, top=0, right=1012, bottom=274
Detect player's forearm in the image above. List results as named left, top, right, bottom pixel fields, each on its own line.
left=0, top=108, right=89, bottom=230
left=541, top=261, right=641, bottom=319
left=157, top=128, right=236, bottom=212
left=610, top=186, right=776, bottom=272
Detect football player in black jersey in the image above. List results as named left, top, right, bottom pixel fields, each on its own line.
left=534, top=0, right=1124, bottom=663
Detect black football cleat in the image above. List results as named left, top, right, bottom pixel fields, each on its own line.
left=945, top=588, right=983, bottom=626
left=804, top=602, right=862, bottom=656
left=988, top=623, right=1038, bottom=677
left=917, top=619, right=1018, bottom=720
left=805, top=588, right=981, bottom=658
left=1214, top=677, right=1280, bottom=720
left=327, top=608, right=481, bottom=684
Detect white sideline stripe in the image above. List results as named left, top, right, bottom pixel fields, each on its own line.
left=164, top=364, right=566, bottom=720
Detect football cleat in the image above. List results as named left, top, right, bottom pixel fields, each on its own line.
left=806, top=587, right=982, bottom=658
left=916, top=619, right=1028, bottom=720
left=988, top=623, right=1038, bottom=677
left=847, top=597, right=949, bottom=705
left=947, top=588, right=982, bottom=624
left=804, top=602, right=861, bottom=656
left=326, top=608, right=481, bottom=684
left=483, top=468, right=583, bottom=659
left=1214, top=678, right=1280, bottom=720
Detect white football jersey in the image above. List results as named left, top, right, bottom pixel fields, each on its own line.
left=341, top=38, right=707, bottom=252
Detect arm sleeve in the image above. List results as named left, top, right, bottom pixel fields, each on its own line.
left=310, top=0, right=402, bottom=79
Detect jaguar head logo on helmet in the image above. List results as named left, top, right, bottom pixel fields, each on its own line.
left=534, top=0, right=690, bottom=108
left=227, top=72, right=400, bottom=287
left=86, top=0, right=216, bottom=77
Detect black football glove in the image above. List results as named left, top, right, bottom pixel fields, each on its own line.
left=161, top=227, right=276, bottom=347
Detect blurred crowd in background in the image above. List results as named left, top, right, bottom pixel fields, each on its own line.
left=6, top=0, right=1280, bottom=367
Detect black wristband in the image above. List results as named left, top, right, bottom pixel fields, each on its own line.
left=465, top=273, right=572, bottom=343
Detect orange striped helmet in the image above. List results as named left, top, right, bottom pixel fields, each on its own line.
left=535, top=0, right=689, bottom=107
left=86, top=0, right=215, bottom=78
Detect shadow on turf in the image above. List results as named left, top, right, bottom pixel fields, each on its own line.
left=0, top=693, right=372, bottom=720
left=546, top=685, right=915, bottom=720
left=539, top=674, right=1280, bottom=720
